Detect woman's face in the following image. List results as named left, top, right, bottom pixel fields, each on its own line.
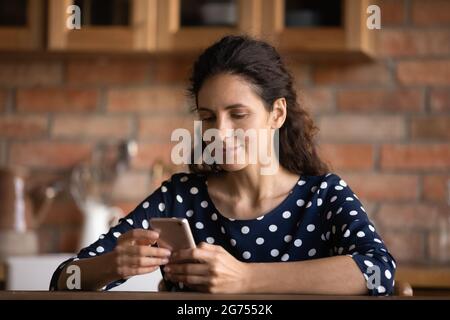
left=196, top=73, right=286, bottom=172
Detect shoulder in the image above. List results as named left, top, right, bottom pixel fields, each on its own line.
left=301, top=172, right=348, bottom=191
left=301, top=172, right=359, bottom=206
left=156, top=172, right=207, bottom=202
left=163, top=172, right=206, bottom=189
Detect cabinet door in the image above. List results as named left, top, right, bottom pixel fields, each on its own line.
left=0, top=0, right=44, bottom=50
left=262, top=0, right=375, bottom=58
left=48, top=0, right=157, bottom=51
left=156, top=0, right=262, bottom=52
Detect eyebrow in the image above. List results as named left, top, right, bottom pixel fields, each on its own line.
left=196, top=104, right=250, bottom=112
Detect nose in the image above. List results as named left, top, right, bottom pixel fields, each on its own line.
left=215, top=116, right=234, bottom=143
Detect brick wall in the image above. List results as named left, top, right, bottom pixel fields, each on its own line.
left=0, top=0, right=449, bottom=264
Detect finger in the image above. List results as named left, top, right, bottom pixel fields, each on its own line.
left=118, top=245, right=171, bottom=258
left=117, top=265, right=159, bottom=278
left=198, top=242, right=223, bottom=252
left=185, top=284, right=209, bottom=292
left=118, top=229, right=159, bottom=245
left=164, top=263, right=210, bottom=276
left=118, top=255, right=169, bottom=268
left=170, top=248, right=214, bottom=263
left=166, top=273, right=210, bottom=286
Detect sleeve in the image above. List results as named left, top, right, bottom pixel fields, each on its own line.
left=49, top=176, right=176, bottom=291
left=322, top=175, right=397, bottom=296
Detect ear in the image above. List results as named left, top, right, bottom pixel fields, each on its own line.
left=270, top=98, right=287, bottom=129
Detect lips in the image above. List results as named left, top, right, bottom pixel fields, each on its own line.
left=222, top=144, right=242, bottom=153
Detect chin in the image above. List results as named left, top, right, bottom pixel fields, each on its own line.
left=219, top=163, right=248, bottom=172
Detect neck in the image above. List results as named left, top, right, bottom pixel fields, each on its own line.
left=220, top=163, right=298, bottom=205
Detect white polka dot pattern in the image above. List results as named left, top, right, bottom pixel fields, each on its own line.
left=55, top=172, right=395, bottom=296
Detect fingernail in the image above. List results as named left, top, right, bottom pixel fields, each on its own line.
left=161, top=259, right=169, bottom=264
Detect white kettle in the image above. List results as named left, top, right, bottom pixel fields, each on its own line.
left=78, top=198, right=123, bottom=249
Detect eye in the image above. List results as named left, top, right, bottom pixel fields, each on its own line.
left=231, top=113, right=248, bottom=119
left=200, top=116, right=215, bottom=122
left=197, top=111, right=215, bottom=122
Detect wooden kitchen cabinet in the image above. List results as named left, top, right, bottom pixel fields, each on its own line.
left=0, top=0, right=44, bottom=50
left=262, top=0, right=376, bottom=58
left=48, top=0, right=158, bottom=51
left=1, top=0, right=376, bottom=57
left=156, top=0, right=262, bottom=52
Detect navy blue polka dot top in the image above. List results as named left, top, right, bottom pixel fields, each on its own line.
left=50, top=172, right=396, bottom=295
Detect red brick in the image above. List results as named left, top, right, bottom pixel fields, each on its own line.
left=107, top=86, right=188, bottom=113
left=381, top=230, right=425, bottom=263
left=397, top=60, right=450, bottom=85
left=9, top=142, right=92, bottom=169
left=423, top=174, right=450, bottom=203
left=377, top=30, right=450, bottom=57
left=411, top=116, right=450, bottom=140
left=152, top=56, right=193, bottom=84
left=0, top=115, right=47, bottom=138
left=67, top=58, right=150, bottom=85
left=287, top=63, right=311, bottom=86
left=337, top=89, right=423, bottom=112
left=412, top=0, right=450, bottom=26
left=430, top=89, right=450, bottom=113
left=344, top=173, right=419, bottom=201
left=428, top=231, right=450, bottom=263
left=318, top=144, right=374, bottom=171
left=139, top=115, right=195, bottom=141
left=377, top=204, right=445, bottom=230
left=52, top=115, right=131, bottom=139
left=0, top=61, right=62, bottom=86
left=111, top=171, right=152, bottom=201
left=17, top=88, right=98, bottom=113
left=361, top=201, right=377, bottom=221
left=381, top=144, right=450, bottom=171
left=41, top=198, right=83, bottom=227
left=58, top=227, right=82, bottom=253
left=298, top=88, right=334, bottom=114
left=132, top=142, right=187, bottom=171
left=111, top=201, right=141, bottom=217
left=318, top=115, right=405, bottom=142
left=313, top=63, right=391, bottom=86
left=0, top=90, right=7, bottom=112
left=380, top=0, right=406, bottom=25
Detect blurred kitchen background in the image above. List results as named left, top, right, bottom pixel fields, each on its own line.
left=0, top=0, right=449, bottom=294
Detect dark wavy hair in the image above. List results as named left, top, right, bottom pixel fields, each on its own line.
left=187, top=35, right=328, bottom=176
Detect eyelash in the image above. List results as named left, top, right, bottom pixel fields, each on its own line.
left=200, top=114, right=248, bottom=121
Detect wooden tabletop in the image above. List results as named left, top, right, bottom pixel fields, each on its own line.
left=396, top=265, right=450, bottom=288
left=1, top=291, right=449, bottom=300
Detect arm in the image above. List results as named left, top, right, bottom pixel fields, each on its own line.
left=244, top=256, right=367, bottom=295
left=57, top=251, right=118, bottom=291
left=55, top=230, right=171, bottom=291
left=165, top=243, right=366, bottom=295
left=50, top=176, right=176, bottom=291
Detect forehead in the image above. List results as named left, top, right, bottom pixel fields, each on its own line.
left=197, top=73, right=261, bottom=110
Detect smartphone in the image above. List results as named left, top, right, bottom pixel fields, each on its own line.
left=149, top=218, right=196, bottom=292
left=149, top=217, right=196, bottom=251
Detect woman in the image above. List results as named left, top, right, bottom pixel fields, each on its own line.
left=50, top=35, right=396, bottom=295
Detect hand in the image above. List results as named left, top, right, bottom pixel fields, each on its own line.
left=163, top=242, right=250, bottom=293
left=112, top=229, right=171, bottom=279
